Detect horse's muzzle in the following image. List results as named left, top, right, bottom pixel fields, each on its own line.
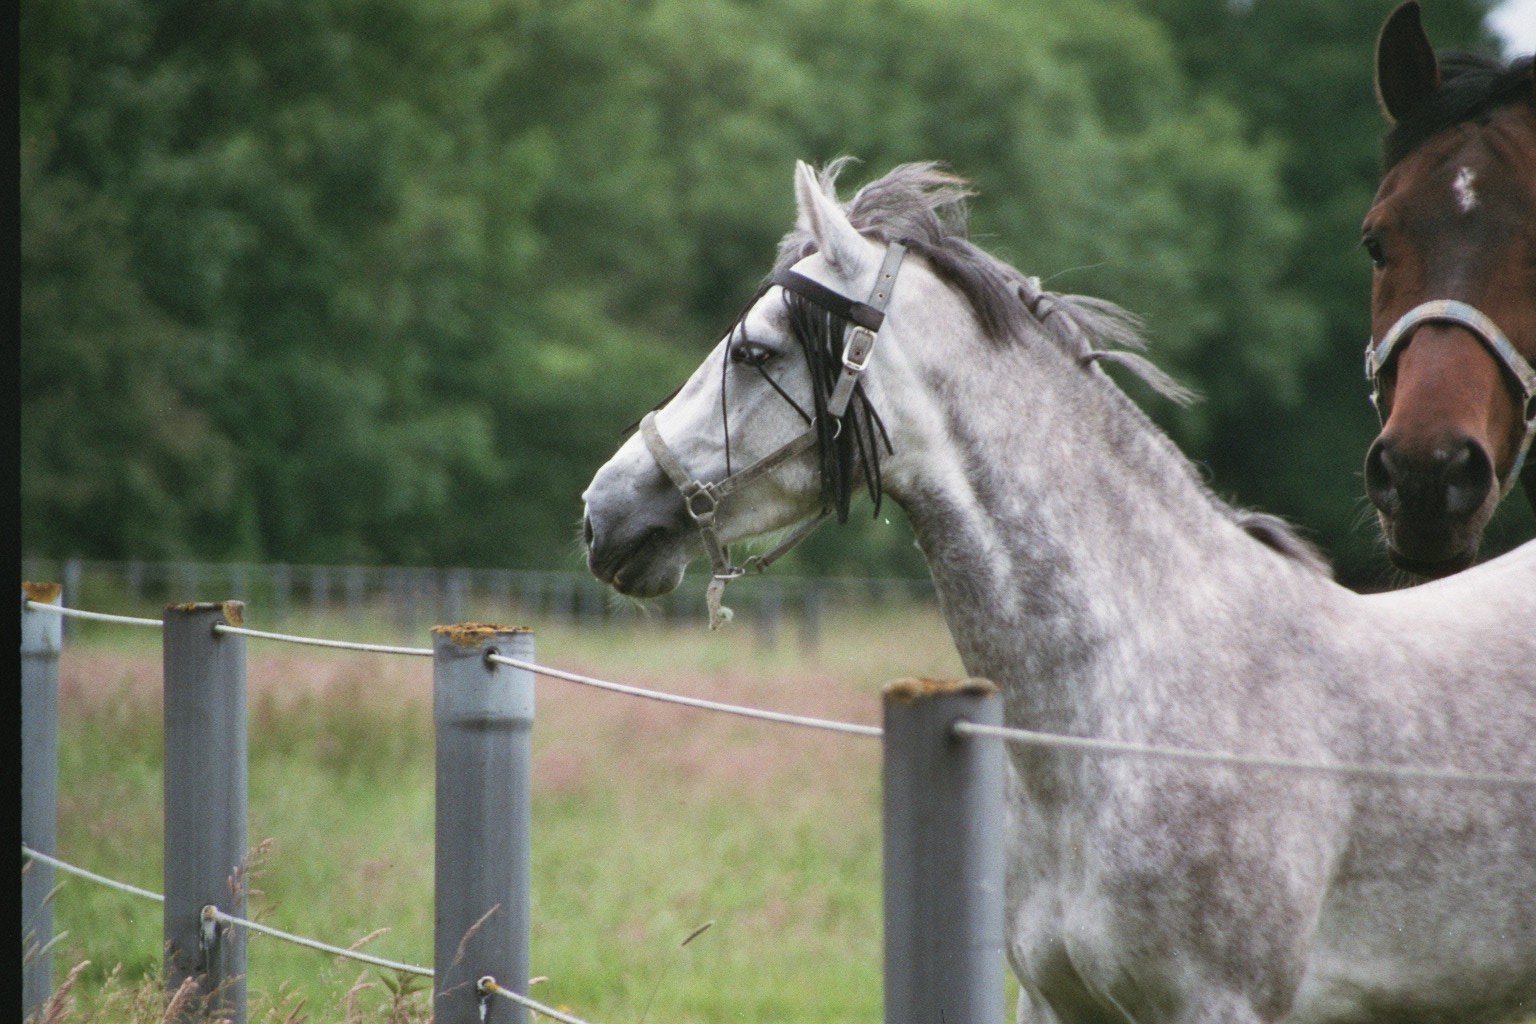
left=1365, top=433, right=1494, bottom=576
left=581, top=470, right=695, bottom=599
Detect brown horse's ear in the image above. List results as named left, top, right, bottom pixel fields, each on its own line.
left=1375, top=1, right=1440, bottom=124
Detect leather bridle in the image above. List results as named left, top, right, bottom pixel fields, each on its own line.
left=641, top=242, right=907, bottom=627
left=1365, top=298, right=1536, bottom=500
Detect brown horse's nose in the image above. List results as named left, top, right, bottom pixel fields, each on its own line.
left=1365, top=435, right=1494, bottom=522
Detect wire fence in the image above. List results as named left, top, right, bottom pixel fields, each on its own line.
left=213, top=622, right=433, bottom=657
left=38, top=604, right=165, bottom=628
left=487, top=652, right=884, bottom=738
left=20, top=585, right=1536, bottom=1024
left=952, top=721, right=1536, bottom=788
left=24, top=596, right=1533, bottom=787
left=21, top=556, right=937, bottom=651
left=20, top=844, right=593, bottom=1024
left=22, top=845, right=165, bottom=905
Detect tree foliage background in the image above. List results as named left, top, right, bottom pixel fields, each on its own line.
left=21, top=0, right=1532, bottom=587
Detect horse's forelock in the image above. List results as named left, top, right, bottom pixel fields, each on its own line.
left=777, top=161, right=1081, bottom=346
left=781, top=288, right=891, bottom=523
left=773, top=160, right=973, bottom=277
left=776, top=162, right=1194, bottom=397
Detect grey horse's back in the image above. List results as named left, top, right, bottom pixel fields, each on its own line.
left=1292, top=540, right=1536, bottom=1023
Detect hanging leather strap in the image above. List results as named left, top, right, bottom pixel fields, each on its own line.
left=775, top=243, right=906, bottom=418
left=639, top=243, right=907, bottom=627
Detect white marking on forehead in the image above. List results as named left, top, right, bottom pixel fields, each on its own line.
left=1452, top=166, right=1479, bottom=214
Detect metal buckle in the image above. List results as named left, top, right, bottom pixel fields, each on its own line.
left=843, top=327, right=876, bottom=373
left=682, top=484, right=719, bottom=522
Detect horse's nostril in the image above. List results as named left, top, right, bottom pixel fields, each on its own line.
left=582, top=514, right=595, bottom=548
left=1443, top=441, right=1493, bottom=519
left=1364, top=439, right=1399, bottom=515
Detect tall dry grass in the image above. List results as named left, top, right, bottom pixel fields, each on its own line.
left=35, top=599, right=966, bottom=1023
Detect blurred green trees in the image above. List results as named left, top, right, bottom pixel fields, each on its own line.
left=1136, top=0, right=1532, bottom=582
left=22, top=0, right=1526, bottom=585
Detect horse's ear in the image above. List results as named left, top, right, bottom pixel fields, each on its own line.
left=793, top=160, right=870, bottom=276
left=1375, top=1, right=1439, bottom=124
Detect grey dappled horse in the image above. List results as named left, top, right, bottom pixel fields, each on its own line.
left=582, top=161, right=1536, bottom=1023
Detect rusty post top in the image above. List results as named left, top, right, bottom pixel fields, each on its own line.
left=22, top=581, right=63, bottom=603
left=431, top=622, right=534, bottom=648
left=164, top=601, right=246, bottom=627
left=882, top=677, right=999, bottom=704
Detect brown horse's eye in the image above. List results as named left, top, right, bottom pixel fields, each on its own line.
left=1362, top=234, right=1387, bottom=268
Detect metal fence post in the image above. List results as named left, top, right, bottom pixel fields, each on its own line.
left=230, top=564, right=250, bottom=603
left=61, top=560, right=82, bottom=642
left=882, top=677, right=1005, bottom=1024
left=163, top=601, right=248, bottom=1024
left=757, top=580, right=781, bottom=653
left=22, top=583, right=63, bottom=1019
left=345, top=566, right=366, bottom=621
left=445, top=570, right=469, bottom=624
left=310, top=566, right=332, bottom=613
left=800, top=584, right=824, bottom=655
left=271, top=564, right=292, bottom=624
left=433, top=625, right=534, bottom=1024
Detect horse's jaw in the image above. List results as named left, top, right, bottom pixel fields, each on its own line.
left=1377, top=516, right=1483, bottom=579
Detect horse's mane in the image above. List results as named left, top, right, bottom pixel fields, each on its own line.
left=1382, top=51, right=1535, bottom=171
left=773, top=159, right=1332, bottom=576
left=774, top=159, right=1193, bottom=401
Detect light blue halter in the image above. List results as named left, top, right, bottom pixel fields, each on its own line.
left=1365, top=299, right=1536, bottom=498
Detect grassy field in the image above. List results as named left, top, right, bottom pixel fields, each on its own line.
left=34, top=596, right=972, bottom=1023
left=29, top=589, right=1536, bottom=1023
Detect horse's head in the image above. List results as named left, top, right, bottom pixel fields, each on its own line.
left=1362, top=1, right=1536, bottom=576
left=582, top=162, right=944, bottom=616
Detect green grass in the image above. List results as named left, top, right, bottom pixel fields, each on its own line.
left=35, top=598, right=969, bottom=1022
left=34, top=593, right=1529, bottom=1023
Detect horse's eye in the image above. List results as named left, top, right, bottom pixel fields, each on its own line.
left=1362, top=234, right=1387, bottom=268
left=731, top=341, right=775, bottom=367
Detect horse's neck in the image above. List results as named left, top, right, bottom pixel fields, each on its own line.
left=890, top=337, right=1303, bottom=734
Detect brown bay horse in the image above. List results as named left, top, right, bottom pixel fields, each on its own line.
left=1362, top=1, right=1535, bottom=577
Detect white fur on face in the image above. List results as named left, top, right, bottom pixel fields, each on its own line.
left=1452, top=166, right=1479, bottom=213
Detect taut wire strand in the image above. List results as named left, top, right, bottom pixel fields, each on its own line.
left=19, top=846, right=435, bottom=978
left=953, top=721, right=1536, bottom=788
left=212, top=623, right=432, bottom=657
left=23, top=601, right=163, bottom=628
left=479, top=975, right=599, bottom=1024
left=23, top=844, right=165, bottom=903
left=30, top=598, right=1528, bottom=793
left=487, top=653, right=883, bottom=738
left=203, top=907, right=433, bottom=978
